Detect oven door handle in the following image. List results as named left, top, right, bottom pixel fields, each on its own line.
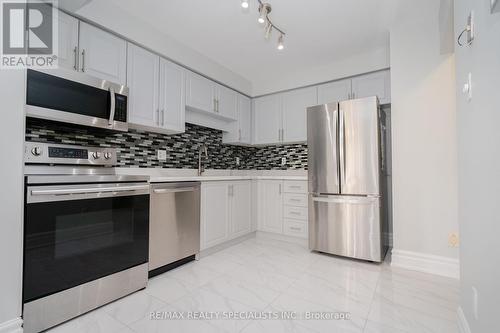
left=30, top=184, right=149, bottom=197
left=108, top=87, right=116, bottom=127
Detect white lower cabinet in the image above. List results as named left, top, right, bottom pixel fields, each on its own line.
left=201, top=182, right=229, bottom=250
left=257, top=180, right=308, bottom=239
left=200, top=181, right=252, bottom=250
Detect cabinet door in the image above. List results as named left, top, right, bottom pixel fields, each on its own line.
left=57, top=11, right=79, bottom=71
left=259, top=180, right=283, bottom=234
left=216, top=85, right=237, bottom=120
left=253, top=94, right=282, bottom=145
left=79, top=22, right=127, bottom=84
left=127, top=44, right=160, bottom=128
left=186, top=71, right=215, bottom=113
left=201, top=183, right=229, bottom=250
left=317, top=79, right=352, bottom=104
left=160, top=58, right=185, bottom=133
left=222, top=94, right=251, bottom=144
left=238, top=95, right=252, bottom=143
left=229, top=181, right=252, bottom=238
left=351, top=70, right=391, bottom=104
left=282, top=86, right=317, bottom=143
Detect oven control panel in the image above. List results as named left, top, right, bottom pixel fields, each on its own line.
left=25, top=142, right=117, bottom=166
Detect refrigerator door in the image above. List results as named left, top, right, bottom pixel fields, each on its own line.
left=339, top=97, right=380, bottom=195
left=309, top=194, right=382, bottom=262
left=307, top=103, right=340, bottom=195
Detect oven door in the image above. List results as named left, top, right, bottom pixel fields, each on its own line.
left=23, top=182, right=149, bottom=303
left=25, top=68, right=129, bottom=131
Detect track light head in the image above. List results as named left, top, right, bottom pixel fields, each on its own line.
left=277, top=34, right=284, bottom=50
left=258, top=3, right=271, bottom=24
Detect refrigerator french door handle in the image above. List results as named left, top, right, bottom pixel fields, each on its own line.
left=339, top=108, right=346, bottom=187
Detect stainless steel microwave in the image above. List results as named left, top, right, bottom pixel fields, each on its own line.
left=25, top=69, right=129, bottom=132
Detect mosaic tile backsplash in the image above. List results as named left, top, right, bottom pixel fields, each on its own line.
left=25, top=118, right=308, bottom=170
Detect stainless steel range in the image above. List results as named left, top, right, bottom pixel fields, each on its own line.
left=23, top=142, right=150, bottom=333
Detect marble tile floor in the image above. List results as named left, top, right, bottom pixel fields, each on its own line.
left=47, top=234, right=460, bottom=333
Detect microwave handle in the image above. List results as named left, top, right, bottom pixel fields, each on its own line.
left=108, top=87, right=116, bottom=126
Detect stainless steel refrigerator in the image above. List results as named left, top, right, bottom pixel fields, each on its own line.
left=307, top=96, right=388, bottom=262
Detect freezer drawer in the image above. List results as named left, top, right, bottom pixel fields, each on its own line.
left=309, top=194, right=383, bottom=262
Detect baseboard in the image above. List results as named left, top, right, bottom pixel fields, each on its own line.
left=0, top=318, right=23, bottom=333
left=391, top=249, right=460, bottom=279
left=457, top=307, right=472, bottom=333
left=255, top=231, right=309, bottom=246
left=199, top=232, right=256, bottom=258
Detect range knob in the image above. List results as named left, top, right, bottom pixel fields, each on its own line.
left=31, top=146, right=42, bottom=156
left=104, top=152, right=112, bottom=160
left=92, top=152, right=101, bottom=160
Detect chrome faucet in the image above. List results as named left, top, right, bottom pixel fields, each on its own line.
left=198, top=144, right=208, bottom=176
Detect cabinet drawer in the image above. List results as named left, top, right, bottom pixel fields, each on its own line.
left=284, top=206, right=308, bottom=221
left=284, top=193, right=308, bottom=207
left=283, top=181, right=307, bottom=194
left=283, top=220, right=308, bottom=238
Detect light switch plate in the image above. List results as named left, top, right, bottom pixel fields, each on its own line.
left=157, top=150, right=167, bottom=161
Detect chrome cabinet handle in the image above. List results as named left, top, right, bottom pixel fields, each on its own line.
left=290, top=227, right=302, bottom=231
left=161, top=109, right=165, bottom=126
left=81, top=49, right=85, bottom=72
left=108, top=87, right=116, bottom=127
left=213, top=98, right=217, bottom=112
left=238, top=129, right=241, bottom=141
left=73, top=46, right=78, bottom=71
left=156, top=109, right=160, bottom=126
left=279, top=183, right=282, bottom=195
left=290, top=211, right=301, bottom=215
left=216, top=99, right=219, bottom=113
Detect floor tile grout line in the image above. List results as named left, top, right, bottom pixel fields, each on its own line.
left=361, top=262, right=383, bottom=332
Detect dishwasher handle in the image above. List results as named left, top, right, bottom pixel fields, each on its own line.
left=153, top=187, right=198, bottom=194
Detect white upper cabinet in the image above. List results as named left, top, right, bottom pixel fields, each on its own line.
left=127, top=44, right=160, bottom=129
left=238, top=95, right=252, bottom=143
left=229, top=181, right=252, bottom=238
left=186, top=71, right=215, bottom=113
left=317, top=79, right=352, bottom=104
left=351, top=70, right=391, bottom=104
left=79, top=22, right=127, bottom=85
left=159, top=59, right=185, bottom=133
left=216, top=84, right=237, bottom=120
left=282, top=86, right=317, bottom=143
left=253, top=94, right=282, bottom=145
left=222, top=95, right=251, bottom=145
left=56, top=11, right=79, bottom=71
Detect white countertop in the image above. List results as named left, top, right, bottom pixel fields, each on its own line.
left=114, top=167, right=307, bottom=183
left=148, top=175, right=307, bottom=183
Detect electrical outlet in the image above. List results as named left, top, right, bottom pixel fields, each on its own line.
left=448, top=233, right=459, bottom=247
left=281, top=157, right=286, bottom=166
left=235, top=157, right=240, bottom=166
left=472, top=286, right=479, bottom=320
left=157, top=150, right=167, bottom=161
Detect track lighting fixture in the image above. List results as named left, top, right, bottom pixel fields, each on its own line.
left=242, top=1, right=286, bottom=51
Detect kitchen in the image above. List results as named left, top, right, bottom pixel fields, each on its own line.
left=0, top=0, right=499, bottom=333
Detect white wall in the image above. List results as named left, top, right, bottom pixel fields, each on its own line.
left=0, top=69, right=25, bottom=332
left=454, top=0, right=500, bottom=331
left=252, top=47, right=390, bottom=96
left=58, top=0, right=253, bottom=96
left=389, top=0, right=459, bottom=275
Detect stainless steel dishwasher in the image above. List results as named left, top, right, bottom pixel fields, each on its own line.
left=149, top=182, right=201, bottom=276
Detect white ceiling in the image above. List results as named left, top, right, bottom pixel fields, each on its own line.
left=105, top=0, right=395, bottom=93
